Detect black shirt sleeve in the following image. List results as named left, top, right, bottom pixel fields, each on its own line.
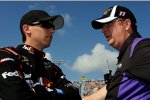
left=48, top=62, right=82, bottom=100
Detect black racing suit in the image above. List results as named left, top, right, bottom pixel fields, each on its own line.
left=0, top=44, right=81, bottom=100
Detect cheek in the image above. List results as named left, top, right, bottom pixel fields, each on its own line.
left=111, top=26, right=123, bottom=39
left=31, top=30, right=45, bottom=40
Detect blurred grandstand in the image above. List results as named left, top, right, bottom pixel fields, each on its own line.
left=53, top=60, right=106, bottom=97
left=72, top=79, right=105, bottom=97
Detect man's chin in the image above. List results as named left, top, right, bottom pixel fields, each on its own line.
left=44, top=44, right=51, bottom=49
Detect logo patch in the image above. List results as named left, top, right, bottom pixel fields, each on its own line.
left=119, top=11, right=126, bottom=16
left=118, top=63, right=122, bottom=68
left=21, top=55, right=29, bottom=62
left=104, top=8, right=112, bottom=15
left=23, top=45, right=35, bottom=54
left=2, top=70, right=20, bottom=79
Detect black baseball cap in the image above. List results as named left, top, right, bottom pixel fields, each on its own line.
left=91, top=5, right=136, bottom=29
left=20, top=10, right=64, bottom=31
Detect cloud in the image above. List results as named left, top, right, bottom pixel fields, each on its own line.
left=46, top=5, right=57, bottom=14
left=45, top=52, right=52, bottom=61
left=28, top=4, right=57, bottom=14
left=72, top=43, right=118, bottom=73
left=28, top=3, right=40, bottom=9
left=56, top=13, right=72, bottom=35
left=63, top=13, right=72, bottom=27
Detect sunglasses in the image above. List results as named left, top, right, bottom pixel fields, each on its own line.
left=29, top=21, right=54, bottom=29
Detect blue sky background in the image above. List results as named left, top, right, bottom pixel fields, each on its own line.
left=0, top=1, right=150, bottom=81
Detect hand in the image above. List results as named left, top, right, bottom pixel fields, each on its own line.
left=63, top=84, right=82, bottom=100
left=49, top=88, right=65, bottom=100
left=32, top=85, right=51, bottom=100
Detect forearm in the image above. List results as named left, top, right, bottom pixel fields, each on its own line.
left=82, top=85, right=107, bottom=100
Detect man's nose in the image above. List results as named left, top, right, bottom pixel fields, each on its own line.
left=48, top=28, right=55, bottom=35
left=101, top=26, right=108, bottom=33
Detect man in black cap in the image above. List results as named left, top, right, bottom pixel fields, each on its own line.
left=83, top=5, right=150, bottom=100
left=0, top=10, right=81, bottom=100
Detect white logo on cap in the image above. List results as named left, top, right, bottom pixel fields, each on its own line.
left=119, top=11, right=126, bottom=16
left=104, top=8, right=111, bottom=15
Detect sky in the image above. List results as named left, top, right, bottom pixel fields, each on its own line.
left=0, top=1, right=150, bottom=81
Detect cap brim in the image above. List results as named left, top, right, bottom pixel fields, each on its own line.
left=91, top=16, right=117, bottom=29
left=39, top=15, right=64, bottom=30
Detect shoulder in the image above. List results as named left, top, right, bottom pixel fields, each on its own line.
left=134, top=38, right=150, bottom=52
left=136, top=38, right=150, bottom=46
left=131, top=38, right=150, bottom=60
left=0, top=46, right=20, bottom=63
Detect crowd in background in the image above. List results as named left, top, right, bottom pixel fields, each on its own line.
left=72, top=80, right=105, bottom=97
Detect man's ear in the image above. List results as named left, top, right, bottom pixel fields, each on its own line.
left=22, top=24, right=31, bottom=37
left=124, top=19, right=131, bottom=31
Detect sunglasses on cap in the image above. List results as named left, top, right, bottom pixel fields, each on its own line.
left=29, top=21, right=54, bottom=29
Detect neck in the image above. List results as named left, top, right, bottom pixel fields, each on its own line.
left=24, top=41, right=43, bottom=51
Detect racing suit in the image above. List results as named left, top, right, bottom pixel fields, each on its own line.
left=0, top=44, right=81, bottom=100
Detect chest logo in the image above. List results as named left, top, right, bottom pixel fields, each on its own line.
left=118, top=63, right=122, bottom=68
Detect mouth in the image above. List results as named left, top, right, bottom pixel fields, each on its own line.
left=46, top=36, right=52, bottom=41
left=47, top=35, right=52, bottom=38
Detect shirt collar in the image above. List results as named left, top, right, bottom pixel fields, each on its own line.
left=17, top=44, right=45, bottom=59
left=117, top=32, right=142, bottom=63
